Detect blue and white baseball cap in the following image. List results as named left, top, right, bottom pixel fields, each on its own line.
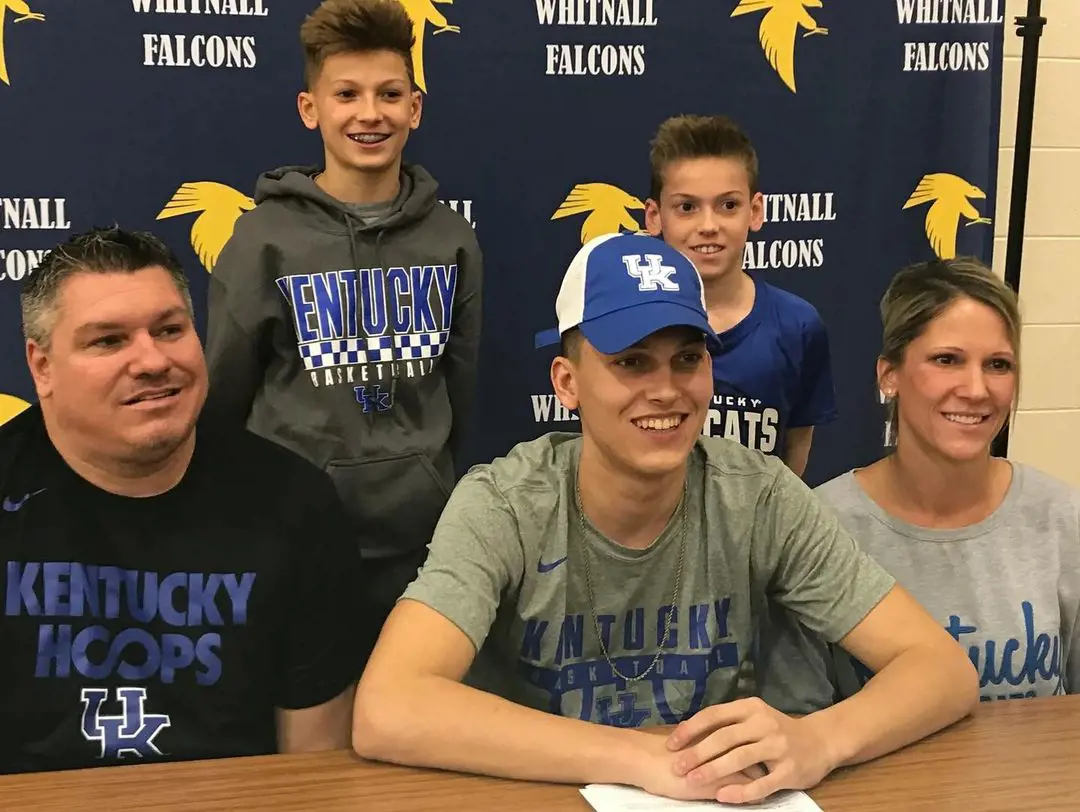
left=534, top=232, right=719, bottom=354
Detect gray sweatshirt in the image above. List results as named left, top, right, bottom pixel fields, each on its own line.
left=204, top=163, right=483, bottom=558
left=755, top=462, right=1080, bottom=710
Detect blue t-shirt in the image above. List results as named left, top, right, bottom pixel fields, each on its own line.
left=703, top=278, right=837, bottom=456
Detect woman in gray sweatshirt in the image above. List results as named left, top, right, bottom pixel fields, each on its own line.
left=757, top=257, right=1079, bottom=708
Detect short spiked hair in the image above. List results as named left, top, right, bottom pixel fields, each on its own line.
left=300, top=0, right=416, bottom=89
left=648, top=114, right=760, bottom=200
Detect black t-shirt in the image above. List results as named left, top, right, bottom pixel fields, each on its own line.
left=0, top=406, right=367, bottom=774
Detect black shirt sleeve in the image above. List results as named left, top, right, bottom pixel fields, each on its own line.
left=274, top=469, right=369, bottom=710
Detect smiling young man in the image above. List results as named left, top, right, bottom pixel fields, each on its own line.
left=204, top=0, right=483, bottom=653
left=352, top=232, right=979, bottom=804
left=0, top=227, right=365, bottom=774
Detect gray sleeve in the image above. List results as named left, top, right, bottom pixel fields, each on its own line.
left=753, top=464, right=896, bottom=643
left=1066, top=492, right=1080, bottom=695
left=753, top=599, right=840, bottom=715
left=1068, top=601, right=1080, bottom=696
left=443, top=232, right=483, bottom=462
left=203, top=222, right=272, bottom=425
left=399, top=471, right=523, bottom=652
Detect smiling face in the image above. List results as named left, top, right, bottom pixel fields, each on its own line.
left=298, top=49, right=422, bottom=183
left=645, top=156, right=764, bottom=287
left=551, top=326, right=713, bottom=480
left=882, top=296, right=1017, bottom=464
left=26, top=267, right=207, bottom=468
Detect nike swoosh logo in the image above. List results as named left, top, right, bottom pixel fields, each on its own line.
left=537, top=556, right=567, bottom=574
left=2, top=488, right=46, bottom=513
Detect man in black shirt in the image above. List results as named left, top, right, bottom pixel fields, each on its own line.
left=0, top=226, right=367, bottom=773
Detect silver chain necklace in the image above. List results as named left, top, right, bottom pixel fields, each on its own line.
left=575, top=477, right=688, bottom=684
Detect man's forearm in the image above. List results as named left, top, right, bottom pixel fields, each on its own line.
left=805, top=643, right=978, bottom=769
left=354, top=675, right=651, bottom=785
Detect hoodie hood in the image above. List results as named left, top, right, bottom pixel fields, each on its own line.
left=252, top=162, right=439, bottom=235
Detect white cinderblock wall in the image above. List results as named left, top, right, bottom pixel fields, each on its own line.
left=994, top=0, right=1080, bottom=487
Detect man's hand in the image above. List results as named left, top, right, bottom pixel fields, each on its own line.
left=633, top=731, right=768, bottom=801
left=663, top=698, right=835, bottom=804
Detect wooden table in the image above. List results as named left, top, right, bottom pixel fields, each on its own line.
left=0, top=695, right=1076, bottom=810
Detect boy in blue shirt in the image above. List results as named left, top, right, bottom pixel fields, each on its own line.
left=645, top=115, right=836, bottom=478
left=204, top=0, right=483, bottom=653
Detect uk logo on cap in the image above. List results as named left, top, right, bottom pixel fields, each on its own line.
left=534, top=233, right=720, bottom=354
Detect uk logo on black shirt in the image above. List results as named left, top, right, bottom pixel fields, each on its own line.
left=80, top=687, right=171, bottom=760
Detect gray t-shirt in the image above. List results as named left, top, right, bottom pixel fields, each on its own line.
left=757, top=463, right=1080, bottom=709
left=344, top=171, right=413, bottom=226
left=400, top=432, right=894, bottom=727
left=346, top=199, right=395, bottom=226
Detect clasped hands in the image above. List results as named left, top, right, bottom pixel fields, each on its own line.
left=637, top=697, right=836, bottom=804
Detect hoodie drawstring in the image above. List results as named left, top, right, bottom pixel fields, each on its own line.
left=346, top=219, right=374, bottom=428
left=346, top=219, right=398, bottom=425
left=374, top=229, right=399, bottom=405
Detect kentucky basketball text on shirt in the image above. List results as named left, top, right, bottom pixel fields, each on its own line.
left=7, top=562, right=255, bottom=685
left=276, top=261, right=457, bottom=388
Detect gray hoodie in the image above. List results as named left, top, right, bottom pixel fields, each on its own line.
left=204, top=163, right=483, bottom=559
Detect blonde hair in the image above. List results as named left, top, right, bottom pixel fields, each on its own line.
left=879, top=256, right=1021, bottom=442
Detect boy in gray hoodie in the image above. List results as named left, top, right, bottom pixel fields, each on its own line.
left=204, top=0, right=483, bottom=651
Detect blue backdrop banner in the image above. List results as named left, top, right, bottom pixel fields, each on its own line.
left=0, top=0, right=1005, bottom=484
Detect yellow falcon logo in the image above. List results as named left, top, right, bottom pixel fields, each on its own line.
left=0, top=393, right=29, bottom=426
left=551, top=183, right=645, bottom=245
left=396, top=0, right=460, bottom=94
left=903, top=173, right=992, bottom=259
left=0, top=0, right=46, bottom=87
left=156, top=182, right=254, bottom=273
left=731, top=0, right=828, bottom=94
